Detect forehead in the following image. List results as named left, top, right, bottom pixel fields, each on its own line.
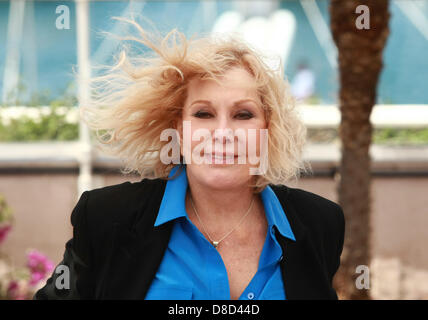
left=185, top=67, right=260, bottom=104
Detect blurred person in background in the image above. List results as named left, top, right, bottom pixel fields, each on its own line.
left=291, top=62, right=315, bottom=103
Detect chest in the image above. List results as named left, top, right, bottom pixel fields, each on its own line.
left=144, top=209, right=290, bottom=300
left=217, top=233, right=266, bottom=300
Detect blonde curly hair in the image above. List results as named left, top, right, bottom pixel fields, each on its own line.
left=80, top=17, right=310, bottom=192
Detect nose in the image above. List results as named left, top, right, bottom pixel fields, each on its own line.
left=212, top=115, right=233, bottom=143
left=209, top=114, right=234, bottom=150
left=214, top=129, right=233, bottom=144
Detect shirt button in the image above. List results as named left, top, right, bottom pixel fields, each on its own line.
left=247, top=292, right=255, bottom=300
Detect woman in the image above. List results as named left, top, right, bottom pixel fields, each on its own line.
left=34, top=19, right=345, bottom=300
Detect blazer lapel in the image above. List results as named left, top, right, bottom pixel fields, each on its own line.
left=271, top=185, right=336, bottom=300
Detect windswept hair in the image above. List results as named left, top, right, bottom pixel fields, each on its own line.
left=81, top=17, right=310, bottom=192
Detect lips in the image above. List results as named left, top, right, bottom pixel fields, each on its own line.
left=212, top=153, right=237, bottom=158
left=202, top=153, right=239, bottom=163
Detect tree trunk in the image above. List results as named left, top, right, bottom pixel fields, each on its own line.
left=330, top=0, right=390, bottom=299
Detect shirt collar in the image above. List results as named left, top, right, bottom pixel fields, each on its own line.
left=154, top=165, right=296, bottom=242
left=154, top=165, right=188, bottom=227
left=260, top=185, right=296, bottom=241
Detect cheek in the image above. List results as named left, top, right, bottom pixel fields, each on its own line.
left=179, top=121, right=212, bottom=157
left=242, top=119, right=267, bottom=153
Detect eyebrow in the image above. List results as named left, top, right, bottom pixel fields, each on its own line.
left=189, top=99, right=259, bottom=108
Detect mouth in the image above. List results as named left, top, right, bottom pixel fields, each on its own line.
left=203, top=153, right=239, bottom=163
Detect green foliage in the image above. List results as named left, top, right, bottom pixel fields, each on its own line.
left=0, top=106, right=78, bottom=142
left=373, top=128, right=428, bottom=145
left=0, top=80, right=80, bottom=141
left=307, top=128, right=428, bottom=145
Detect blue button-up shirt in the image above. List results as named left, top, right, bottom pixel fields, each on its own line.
left=145, top=165, right=295, bottom=300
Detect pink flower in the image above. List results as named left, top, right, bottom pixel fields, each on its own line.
left=29, top=272, right=46, bottom=287
left=26, top=249, right=55, bottom=287
left=0, top=224, right=12, bottom=244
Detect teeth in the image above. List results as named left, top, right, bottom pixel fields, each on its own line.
left=205, top=154, right=235, bottom=162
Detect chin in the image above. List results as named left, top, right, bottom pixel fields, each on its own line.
left=190, top=164, right=251, bottom=190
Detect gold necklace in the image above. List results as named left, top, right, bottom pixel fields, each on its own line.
left=189, top=194, right=255, bottom=249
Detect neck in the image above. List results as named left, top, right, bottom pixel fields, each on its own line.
left=185, top=175, right=262, bottom=231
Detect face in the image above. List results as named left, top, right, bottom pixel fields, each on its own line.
left=178, top=67, right=268, bottom=191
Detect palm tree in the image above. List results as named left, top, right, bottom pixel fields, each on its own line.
left=330, top=0, right=390, bottom=299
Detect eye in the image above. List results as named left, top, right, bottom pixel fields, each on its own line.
left=193, top=110, right=213, bottom=119
left=234, top=111, right=254, bottom=120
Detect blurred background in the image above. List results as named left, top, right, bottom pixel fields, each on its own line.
left=0, top=0, right=427, bottom=300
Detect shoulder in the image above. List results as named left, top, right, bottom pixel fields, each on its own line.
left=271, top=184, right=345, bottom=239
left=71, top=178, right=167, bottom=263
left=288, top=187, right=344, bottom=224
left=85, top=178, right=165, bottom=205
left=79, top=178, right=167, bottom=234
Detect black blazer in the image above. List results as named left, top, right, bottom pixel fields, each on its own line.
left=34, top=178, right=345, bottom=300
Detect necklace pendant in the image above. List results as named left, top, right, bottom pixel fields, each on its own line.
left=212, top=241, right=219, bottom=248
